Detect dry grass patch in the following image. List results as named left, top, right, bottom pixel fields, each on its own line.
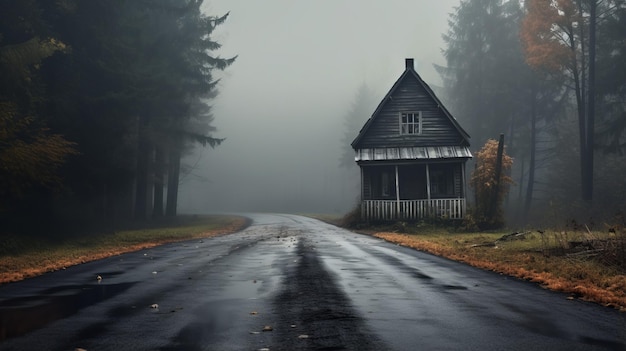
left=374, top=231, right=626, bottom=311
left=0, top=215, right=248, bottom=284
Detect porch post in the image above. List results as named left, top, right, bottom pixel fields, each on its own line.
left=425, top=163, right=431, bottom=200
left=461, top=162, right=467, bottom=217
left=360, top=166, right=365, bottom=219
left=395, top=165, right=400, bottom=218
left=461, top=162, right=466, bottom=197
left=360, top=166, right=364, bottom=201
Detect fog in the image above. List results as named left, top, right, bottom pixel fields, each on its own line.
left=179, top=0, right=459, bottom=215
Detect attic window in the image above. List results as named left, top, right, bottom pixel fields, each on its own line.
left=400, top=112, right=422, bottom=135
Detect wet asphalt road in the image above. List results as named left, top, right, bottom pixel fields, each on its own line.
left=0, top=213, right=625, bottom=351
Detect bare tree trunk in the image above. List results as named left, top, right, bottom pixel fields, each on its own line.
left=490, top=134, right=505, bottom=221
left=152, top=144, right=164, bottom=218
left=166, top=143, right=181, bottom=217
left=585, top=0, right=597, bottom=203
left=523, top=84, right=537, bottom=223
left=567, top=21, right=588, bottom=203
left=505, top=109, right=517, bottom=211
left=517, top=157, right=525, bottom=223
left=134, top=135, right=150, bottom=220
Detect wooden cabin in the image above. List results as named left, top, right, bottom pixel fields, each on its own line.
left=351, top=58, right=472, bottom=221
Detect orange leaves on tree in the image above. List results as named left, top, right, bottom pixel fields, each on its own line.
left=471, top=139, right=513, bottom=199
left=521, top=0, right=578, bottom=72
left=470, top=139, right=513, bottom=228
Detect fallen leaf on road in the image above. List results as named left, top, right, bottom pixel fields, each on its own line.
left=262, top=325, right=273, bottom=332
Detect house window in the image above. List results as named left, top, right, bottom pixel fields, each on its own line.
left=400, top=112, right=422, bottom=135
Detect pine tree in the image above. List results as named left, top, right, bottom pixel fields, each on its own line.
left=40, top=0, right=235, bottom=221
left=439, top=0, right=528, bottom=146
left=0, top=1, right=76, bottom=217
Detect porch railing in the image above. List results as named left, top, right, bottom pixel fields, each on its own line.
left=361, top=199, right=466, bottom=221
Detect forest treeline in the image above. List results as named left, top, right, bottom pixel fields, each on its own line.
left=438, top=0, right=625, bottom=226
left=0, top=0, right=235, bottom=235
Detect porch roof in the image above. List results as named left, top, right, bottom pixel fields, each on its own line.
left=355, top=146, right=472, bottom=162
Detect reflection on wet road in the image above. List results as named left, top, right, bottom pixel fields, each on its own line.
left=0, top=214, right=624, bottom=350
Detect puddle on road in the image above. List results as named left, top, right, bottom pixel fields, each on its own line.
left=219, top=277, right=283, bottom=301
left=221, top=280, right=262, bottom=300
left=0, top=282, right=135, bottom=341
left=440, top=284, right=468, bottom=291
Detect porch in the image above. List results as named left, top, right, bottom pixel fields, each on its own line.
left=362, top=198, right=466, bottom=221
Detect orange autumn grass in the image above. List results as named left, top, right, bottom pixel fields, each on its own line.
left=374, top=232, right=626, bottom=311
left=0, top=216, right=248, bottom=284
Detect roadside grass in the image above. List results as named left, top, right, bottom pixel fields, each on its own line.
left=371, top=227, right=626, bottom=311
left=0, top=215, right=248, bottom=284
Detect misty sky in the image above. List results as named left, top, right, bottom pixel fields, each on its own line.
left=179, top=0, right=460, bottom=215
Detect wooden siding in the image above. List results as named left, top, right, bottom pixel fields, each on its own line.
left=362, top=199, right=466, bottom=220
left=355, top=77, right=464, bottom=149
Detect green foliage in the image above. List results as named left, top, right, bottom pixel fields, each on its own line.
left=0, top=37, right=68, bottom=83
left=0, top=2, right=76, bottom=216
left=459, top=211, right=480, bottom=232
left=0, top=103, right=77, bottom=205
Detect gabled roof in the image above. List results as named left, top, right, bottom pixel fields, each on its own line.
left=351, top=58, right=470, bottom=149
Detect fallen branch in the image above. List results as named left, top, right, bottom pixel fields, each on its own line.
left=566, top=248, right=605, bottom=258
left=497, top=231, right=532, bottom=242
left=470, top=231, right=531, bottom=248
left=470, top=242, right=497, bottom=248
